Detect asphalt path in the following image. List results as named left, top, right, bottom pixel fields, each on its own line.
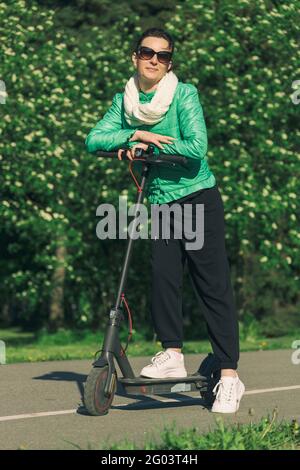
left=0, top=349, right=299, bottom=449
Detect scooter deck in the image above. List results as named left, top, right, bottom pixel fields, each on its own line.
left=118, top=373, right=208, bottom=395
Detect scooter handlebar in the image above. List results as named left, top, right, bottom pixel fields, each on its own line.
left=94, top=148, right=188, bottom=167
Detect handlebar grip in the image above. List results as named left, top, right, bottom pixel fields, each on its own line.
left=154, top=154, right=188, bottom=166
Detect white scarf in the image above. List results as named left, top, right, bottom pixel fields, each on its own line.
left=123, top=70, right=179, bottom=126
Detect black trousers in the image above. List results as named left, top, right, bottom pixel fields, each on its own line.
left=150, top=184, right=239, bottom=370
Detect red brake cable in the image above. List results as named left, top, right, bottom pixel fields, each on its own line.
left=120, top=292, right=133, bottom=355
left=128, top=158, right=144, bottom=193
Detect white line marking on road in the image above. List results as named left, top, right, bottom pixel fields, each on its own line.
left=0, top=409, right=77, bottom=422
left=0, top=384, right=299, bottom=422
left=244, top=385, right=300, bottom=395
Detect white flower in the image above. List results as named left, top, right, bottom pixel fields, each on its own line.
left=276, top=242, right=282, bottom=250
left=24, top=132, right=35, bottom=142
left=54, top=147, right=64, bottom=157
left=260, top=256, right=268, bottom=263
left=286, top=256, right=292, bottom=264
left=262, top=188, right=269, bottom=197
left=41, top=138, right=51, bottom=146
left=40, top=210, right=52, bottom=221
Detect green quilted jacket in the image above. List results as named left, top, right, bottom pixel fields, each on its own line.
left=85, top=81, right=216, bottom=204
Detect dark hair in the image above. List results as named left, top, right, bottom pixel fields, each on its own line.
left=134, top=27, right=175, bottom=55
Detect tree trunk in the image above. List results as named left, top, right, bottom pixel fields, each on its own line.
left=1, top=303, right=10, bottom=326
left=48, top=241, right=67, bottom=332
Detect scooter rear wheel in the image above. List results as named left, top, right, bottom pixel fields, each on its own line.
left=200, top=369, right=221, bottom=407
left=84, top=366, right=117, bottom=416
left=197, top=353, right=221, bottom=407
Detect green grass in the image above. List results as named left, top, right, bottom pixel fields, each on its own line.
left=0, top=327, right=299, bottom=364
left=73, top=409, right=300, bottom=450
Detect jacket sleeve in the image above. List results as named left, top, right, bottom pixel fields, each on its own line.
left=85, top=93, right=136, bottom=153
left=160, top=85, right=208, bottom=160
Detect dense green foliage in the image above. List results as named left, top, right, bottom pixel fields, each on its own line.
left=1, top=0, right=299, bottom=336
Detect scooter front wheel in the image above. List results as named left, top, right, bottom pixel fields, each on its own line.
left=84, top=366, right=117, bottom=416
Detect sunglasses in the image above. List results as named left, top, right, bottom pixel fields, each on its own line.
left=136, top=46, right=173, bottom=65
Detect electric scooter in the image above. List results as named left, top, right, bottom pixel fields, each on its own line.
left=83, top=145, right=221, bottom=416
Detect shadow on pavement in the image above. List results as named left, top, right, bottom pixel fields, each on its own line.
left=33, top=371, right=210, bottom=415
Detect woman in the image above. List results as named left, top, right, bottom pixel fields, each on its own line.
left=85, top=28, right=245, bottom=413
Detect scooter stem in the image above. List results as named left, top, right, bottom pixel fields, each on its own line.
left=114, top=161, right=150, bottom=309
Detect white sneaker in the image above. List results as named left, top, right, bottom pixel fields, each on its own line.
left=211, top=375, right=245, bottom=413
left=140, top=350, right=188, bottom=379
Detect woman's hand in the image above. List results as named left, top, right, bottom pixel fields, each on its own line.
left=130, top=130, right=177, bottom=150
left=117, top=143, right=149, bottom=161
